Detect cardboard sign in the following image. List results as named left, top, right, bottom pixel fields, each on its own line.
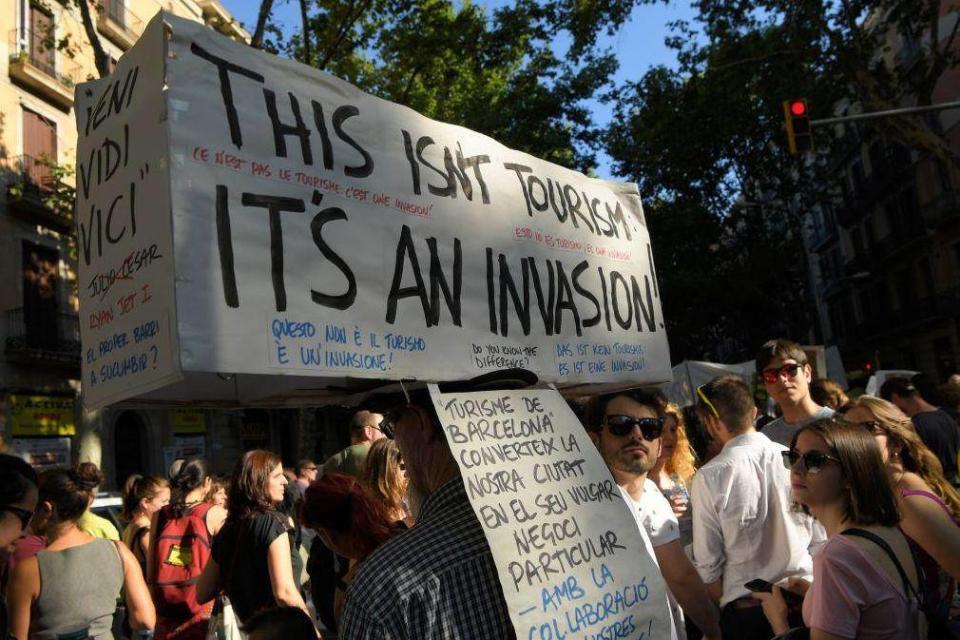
left=11, top=437, right=72, bottom=469
left=429, top=386, right=672, bottom=639
left=75, top=12, right=671, bottom=408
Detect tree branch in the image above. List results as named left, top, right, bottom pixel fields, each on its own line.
left=299, top=0, right=311, bottom=64
left=251, top=0, right=275, bottom=49
left=77, top=0, right=110, bottom=77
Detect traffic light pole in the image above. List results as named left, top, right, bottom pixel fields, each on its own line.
left=809, top=100, right=960, bottom=127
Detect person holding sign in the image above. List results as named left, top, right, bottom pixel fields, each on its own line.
left=691, top=376, right=825, bottom=640
left=338, top=382, right=524, bottom=640
left=587, top=389, right=722, bottom=640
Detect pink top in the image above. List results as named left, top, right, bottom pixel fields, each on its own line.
left=803, top=534, right=920, bottom=640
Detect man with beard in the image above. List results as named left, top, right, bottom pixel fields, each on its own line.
left=588, top=388, right=721, bottom=640
left=756, top=339, right=834, bottom=446
left=692, top=375, right=825, bottom=640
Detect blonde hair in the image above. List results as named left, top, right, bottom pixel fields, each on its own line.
left=663, top=403, right=697, bottom=485
left=810, top=378, right=850, bottom=410
left=848, top=395, right=960, bottom=520
left=361, top=439, right=407, bottom=521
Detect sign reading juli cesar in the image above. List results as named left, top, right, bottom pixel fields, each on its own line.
left=75, top=11, right=671, bottom=408
left=429, top=386, right=672, bottom=639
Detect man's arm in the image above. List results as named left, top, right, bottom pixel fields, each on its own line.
left=655, top=541, right=722, bottom=640
left=689, top=472, right=726, bottom=603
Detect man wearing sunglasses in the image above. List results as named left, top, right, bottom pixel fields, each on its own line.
left=322, top=409, right=386, bottom=479
left=756, top=339, right=833, bottom=447
left=588, top=389, right=721, bottom=640
left=692, top=375, right=825, bottom=640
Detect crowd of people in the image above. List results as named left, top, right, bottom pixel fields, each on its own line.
left=1, top=338, right=959, bottom=640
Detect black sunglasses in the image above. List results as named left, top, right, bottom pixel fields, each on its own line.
left=781, top=450, right=839, bottom=474
left=761, top=363, right=804, bottom=384
left=1, top=504, right=35, bottom=531
left=604, top=415, right=665, bottom=440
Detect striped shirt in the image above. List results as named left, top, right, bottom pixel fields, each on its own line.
left=340, top=477, right=516, bottom=640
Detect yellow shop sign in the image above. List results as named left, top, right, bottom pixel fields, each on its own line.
left=9, top=395, right=76, bottom=436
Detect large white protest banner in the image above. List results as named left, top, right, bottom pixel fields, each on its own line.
left=76, top=11, right=671, bottom=408
left=429, top=385, right=672, bottom=640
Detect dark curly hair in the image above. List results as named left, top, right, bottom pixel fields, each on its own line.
left=170, top=458, right=212, bottom=518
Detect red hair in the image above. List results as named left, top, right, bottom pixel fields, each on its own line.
left=300, top=473, right=393, bottom=561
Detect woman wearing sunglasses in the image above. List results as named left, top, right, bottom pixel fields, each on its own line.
left=6, top=466, right=156, bottom=639
left=756, top=420, right=923, bottom=639
left=842, top=395, right=960, bottom=635
left=1, top=454, right=39, bottom=638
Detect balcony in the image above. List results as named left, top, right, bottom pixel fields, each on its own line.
left=8, top=31, right=83, bottom=109
left=2, top=155, right=74, bottom=233
left=97, top=0, right=143, bottom=50
left=920, top=191, right=959, bottom=230
left=5, top=308, right=81, bottom=369
left=196, top=0, right=251, bottom=42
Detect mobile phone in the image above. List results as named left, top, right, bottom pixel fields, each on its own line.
left=744, top=579, right=774, bottom=593
left=744, top=579, right=803, bottom=605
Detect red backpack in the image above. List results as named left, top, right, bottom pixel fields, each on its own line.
left=152, top=502, right=213, bottom=621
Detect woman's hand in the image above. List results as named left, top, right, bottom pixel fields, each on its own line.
left=783, top=577, right=810, bottom=596
left=751, top=585, right=790, bottom=636
left=669, top=493, right=689, bottom=517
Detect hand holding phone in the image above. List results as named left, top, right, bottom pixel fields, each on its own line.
left=744, top=579, right=804, bottom=606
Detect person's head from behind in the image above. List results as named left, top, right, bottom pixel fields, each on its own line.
left=301, top=473, right=392, bottom=561
left=361, top=438, right=407, bottom=520
left=242, top=606, right=315, bottom=640
left=879, top=377, right=923, bottom=416
left=33, top=466, right=101, bottom=536
left=121, top=474, right=170, bottom=521
left=0, top=454, right=39, bottom=548
left=842, top=395, right=960, bottom=519
left=585, top=388, right=665, bottom=478
left=350, top=409, right=385, bottom=445
left=296, top=459, right=318, bottom=483
left=228, top=450, right=285, bottom=521
left=809, top=378, right=849, bottom=410
left=75, top=461, right=104, bottom=508
left=786, top=419, right=899, bottom=526
left=695, top=375, right=757, bottom=446
left=659, top=403, right=697, bottom=482
left=756, top=339, right=813, bottom=409
left=170, top=458, right=213, bottom=518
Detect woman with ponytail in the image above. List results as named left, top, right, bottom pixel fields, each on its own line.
left=6, top=466, right=155, bottom=639
left=147, top=459, right=226, bottom=639
left=121, top=475, right=170, bottom=577
left=74, top=462, right=119, bottom=541
left=300, top=473, right=398, bottom=629
left=843, top=395, right=960, bottom=634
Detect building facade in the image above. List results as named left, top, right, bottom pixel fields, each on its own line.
left=805, top=4, right=960, bottom=389
left=0, top=0, right=352, bottom=486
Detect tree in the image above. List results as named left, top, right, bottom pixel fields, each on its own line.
left=252, top=0, right=635, bottom=171
left=37, top=0, right=111, bottom=77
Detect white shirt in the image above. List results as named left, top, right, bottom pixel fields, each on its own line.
left=690, top=431, right=826, bottom=607
left=619, top=486, right=680, bottom=640
left=762, top=406, right=834, bottom=447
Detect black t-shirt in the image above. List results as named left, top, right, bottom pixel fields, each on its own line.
left=913, top=409, right=960, bottom=482
left=212, top=511, right=287, bottom=623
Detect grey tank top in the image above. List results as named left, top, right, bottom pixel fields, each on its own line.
left=33, top=538, right=124, bottom=640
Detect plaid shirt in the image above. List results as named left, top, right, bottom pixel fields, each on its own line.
left=340, top=477, right=516, bottom=640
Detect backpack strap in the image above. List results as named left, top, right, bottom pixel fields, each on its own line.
left=841, top=528, right=923, bottom=604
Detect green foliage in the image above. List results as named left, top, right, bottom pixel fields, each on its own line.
left=272, top=0, right=629, bottom=171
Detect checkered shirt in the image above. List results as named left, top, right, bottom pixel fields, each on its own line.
left=339, top=477, right=516, bottom=640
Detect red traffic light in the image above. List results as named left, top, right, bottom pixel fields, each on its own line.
left=790, top=100, right=807, bottom=117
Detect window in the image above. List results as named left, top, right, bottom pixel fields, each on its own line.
left=28, top=4, right=55, bottom=75
left=22, top=108, right=57, bottom=189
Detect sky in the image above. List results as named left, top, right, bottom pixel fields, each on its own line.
left=220, top=0, right=698, bottom=180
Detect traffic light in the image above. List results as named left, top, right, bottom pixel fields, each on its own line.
left=783, top=99, right=813, bottom=155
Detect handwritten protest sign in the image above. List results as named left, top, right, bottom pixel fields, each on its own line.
left=76, top=11, right=671, bottom=408
left=429, top=385, right=672, bottom=640
left=74, top=19, right=182, bottom=408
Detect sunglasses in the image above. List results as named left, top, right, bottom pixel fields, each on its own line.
left=604, top=415, right=665, bottom=440
left=696, top=384, right=720, bottom=420
left=781, top=449, right=839, bottom=474
left=761, top=363, right=804, bottom=385
left=1, top=504, right=35, bottom=531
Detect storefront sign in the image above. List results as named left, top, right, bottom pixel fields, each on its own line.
left=9, top=395, right=76, bottom=436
